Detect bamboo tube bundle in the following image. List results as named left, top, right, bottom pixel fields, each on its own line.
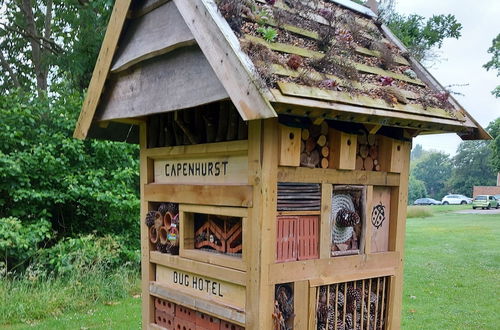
left=356, top=133, right=381, bottom=171
left=300, top=121, right=330, bottom=168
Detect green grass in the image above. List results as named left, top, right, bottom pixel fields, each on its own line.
left=0, top=267, right=140, bottom=328
left=402, top=211, right=500, bottom=329
left=407, top=204, right=470, bottom=218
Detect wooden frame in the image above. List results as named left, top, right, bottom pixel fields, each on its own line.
left=179, top=204, right=248, bottom=272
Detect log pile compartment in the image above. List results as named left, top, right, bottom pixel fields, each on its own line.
left=273, top=283, right=294, bottom=330
left=146, top=202, right=180, bottom=255
left=147, top=101, right=248, bottom=149
left=315, top=276, right=389, bottom=330
left=276, top=183, right=320, bottom=262
left=192, top=213, right=243, bottom=257
left=331, top=186, right=365, bottom=257
left=356, top=133, right=381, bottom=172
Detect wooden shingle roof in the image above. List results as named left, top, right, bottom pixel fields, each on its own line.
left=74, top=0, right=489, bottom=142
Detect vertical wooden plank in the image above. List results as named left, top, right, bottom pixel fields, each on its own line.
left=370, top=186, right=392, bottom=253
left=320, top=183, right=332, bottom=258
left=364, top=185, right=374, bottom=254
left=294, top=281, right=310, bottom=330
left=245, top=120, right=262, bottom=329
left=140, top=122, right=156, bottom=329
left=328, top=128, right=357, bottom=170
left=386, top=140, right=411, bottom=329
left=309, top=286, right=318, bottom=330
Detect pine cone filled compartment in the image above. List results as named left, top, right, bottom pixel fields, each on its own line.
left=331, top=186, right=366, bottom=257
left=146, top=202, right=180, bottom=254
left=273, top=283, right=294, bottom=330
left=315, top=276, right=389, bottom=330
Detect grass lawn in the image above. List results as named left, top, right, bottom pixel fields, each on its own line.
left=402, top=209, right=499, bottom=329
left=3, top=206, right=498, bottom=329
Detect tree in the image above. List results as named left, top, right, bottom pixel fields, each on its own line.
left=408, top=175, right=427, bottom=203
left=483, top=34, right=500, bottom=98
left=411, top=144, right=425, bottom=161
left=446, top=141, right=496, bottom=196
left=413, top=152, right=452, bottom=199
left=487, top=117, right=500, bottom=172
left=0, top=0, right=113, bottom=93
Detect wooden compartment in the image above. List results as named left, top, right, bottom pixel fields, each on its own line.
left=315, top=276, right=389, bottom=330
left=273, top=283, right=294, bottom=330
left=378, top=136, right=406, bottom=173
left=146, top=202, right=180, bottom=255
left=329, top=129, right=358, bottom=170
left=331, top=186, right=366, bottom=257
left=279, top=124, right=302, bottom=167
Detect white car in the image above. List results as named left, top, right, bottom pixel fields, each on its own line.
left=441, top=194, right=473, bottom=205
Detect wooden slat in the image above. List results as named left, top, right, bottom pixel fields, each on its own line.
left=133, top=0, right=170, bottom=18
left=112, top=1, right=196, bottom=72
left=268, top=252, right=399, bottom=284
left=271, top=64, right=420, bottom=100
left=97, top=46, right=229, bottom=121
left=277, top=82, right=452, bottom=119
left=74, top=0, right=132, bottom=139
left=144, top=183, right=253, bottom=207
left=278, top=166, right=401, bottom=186
left=244, top=35, right=425, bottom=85
left=174, top=0, right=277, bottom=121
left=150, top=251, right=246, bottom=285
left=150, top=282, right=246, bottom=325
left=144, top=140, right=248, bottom=159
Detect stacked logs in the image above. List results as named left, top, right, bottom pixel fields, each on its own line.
left=356, top=133, right=381, bottom=171
left=300, top=121, right=330, bottom=168
left=146, top=202, right=180, bottom=255
left=147, top=101, right=248, bottom=148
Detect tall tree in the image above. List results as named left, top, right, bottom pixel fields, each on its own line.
left=413, top=152, right=452, bottom=199
left=487, top=117, right=500, bottom=172
left=484, top=34, right=500, bottom=98
left=0, top=0, right=113, bottom=93
left=446, top=141, right=496, bottom=196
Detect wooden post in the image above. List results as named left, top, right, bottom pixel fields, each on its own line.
left=140, top=121, right=156, bottom=329
left=386, top=140, right=411, bottom=329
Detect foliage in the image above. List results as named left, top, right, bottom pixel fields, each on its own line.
left=386, top=12, right=462, bottom=62
left=0, top=0, right=113, bottom=92
left=406, top=206, right=432, bottom=219
left=34, top=234, right=140, bottom=276
left=0, top=89, right=140, bottom=271
left=257, top=26, right=278, bottom=42
left=410, top=144, right=425, bottom=161
left=487, top=117, right=500, bottom=171
left=412, top=152, right=452, bottom=199
left=446, top=140, right=496, bottom=195
left=408, top=175, right=427, bottom=203
left=483, top=33, right=500, bottom=97
left=0, top=217, right=52, bottom=271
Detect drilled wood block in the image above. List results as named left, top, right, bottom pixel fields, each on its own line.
left=279, top=124, right=302, bottom=167
left=328, top=128, right=357, bottom=170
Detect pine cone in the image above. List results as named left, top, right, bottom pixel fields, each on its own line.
left=158, top=202, right=179, bottom=216
left=345, top=313, right=353, bottom=329
left=317, top=303, right=328, bottom=324
left=336, top=208, right=360, bottom=227
left=145, top=211, right=156, bottom=228
left=329, top=288, right=344, bottom=308
left=156, top=241, right=171, bottom=254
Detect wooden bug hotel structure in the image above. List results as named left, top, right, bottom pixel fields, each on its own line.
left=74, top=0, right=488, bottom=329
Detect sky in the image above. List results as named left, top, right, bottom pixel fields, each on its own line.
left=394, top=0, right=500, bottom=155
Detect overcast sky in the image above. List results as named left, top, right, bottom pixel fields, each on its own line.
left=393, top=0, right=500, bottom=155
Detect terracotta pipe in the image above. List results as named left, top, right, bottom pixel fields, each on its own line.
left=153, top=211, right=163, bottom=229
left=159, top=226, right=169, bottom=245
left=149, top=226, right=159, bottom=244
left=164, top=212, right=173, bottom=228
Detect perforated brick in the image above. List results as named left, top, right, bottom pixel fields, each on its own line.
left=195, top=311, right=220, bottom=330
left=176, top=305, right=196, bottom=322
left=174, top=317, right=196, bottom=330
left=155, top=309, right=174, bottom=329
left=220, top=320, right=244, bottom=330
left=155, top=297, right=176, bottom=315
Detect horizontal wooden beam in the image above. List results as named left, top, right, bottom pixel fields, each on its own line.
left=278, top=166, right=400, bottom=186
left=150, top=251, right=247, bottom=285
left=144, top=184, right=253, bottom=207
left=142, top=140, right=248, bottom=159
left=150, top=282, right=246, bottom=325
left=268, top=252, right=400, bottom=284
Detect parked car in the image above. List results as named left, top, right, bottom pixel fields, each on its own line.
left=472, top=195, right=499, bottom=209
left=441, top=194, right=473, bottom=205
left=413, top=198, right=442, bottom=205
left=494, top=194, right=500, bottom=201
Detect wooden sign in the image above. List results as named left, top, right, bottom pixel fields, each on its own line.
left=156, top=265, right=246, bottom=310
left=370, top=186, right=391, bottom=253
left=154, top=155, right=248, bottom=185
